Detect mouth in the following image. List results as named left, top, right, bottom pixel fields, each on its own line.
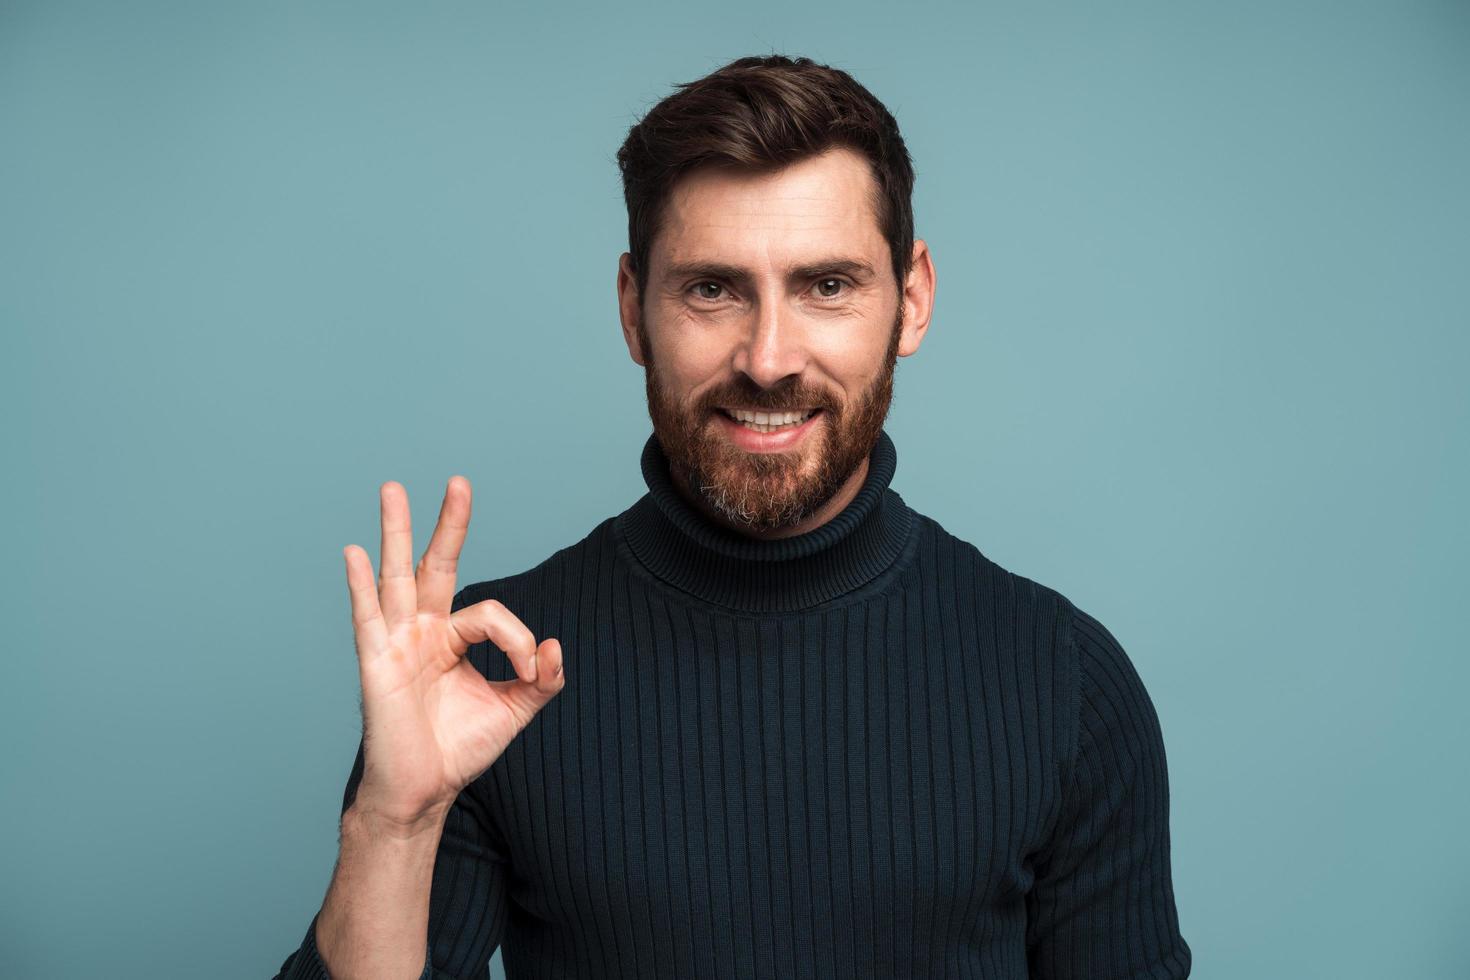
left=712, top=406, right=825, bottom=454
left=718, top=407, right=821, bottom=434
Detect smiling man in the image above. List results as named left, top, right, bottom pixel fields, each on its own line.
left=275, top=55, right=1191, bottom=980
left=626, top=144, right=910, bottom=539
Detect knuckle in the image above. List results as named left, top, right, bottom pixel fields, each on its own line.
left=420, top=554, right=457, bottom=575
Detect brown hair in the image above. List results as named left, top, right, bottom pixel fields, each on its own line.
left=616, top=54, right=916, bottom=304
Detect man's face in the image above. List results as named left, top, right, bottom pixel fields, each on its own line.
left=617, top=146, right=933, bottom=533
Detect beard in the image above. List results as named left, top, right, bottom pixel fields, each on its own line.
left=640, top=305, right=902, bottom=533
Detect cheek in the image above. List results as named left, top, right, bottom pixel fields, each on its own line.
left=651, top=359, right=717, bottom=415
left=809, top=338, right=888, bottom=399
left=658, top=338, right=734, bottom=399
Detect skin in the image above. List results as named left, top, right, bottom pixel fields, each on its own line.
left=616, top=145, right=937, bottom=538
left=315, top=479, right=567, bottom=979
left=311, top=144, right=935, bottom=979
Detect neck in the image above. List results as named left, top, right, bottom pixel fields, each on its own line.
left=667, top=457, right=872, bottom=541
left=616, top=428, right=913, bottom=613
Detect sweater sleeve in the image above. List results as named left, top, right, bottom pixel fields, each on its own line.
left=272, top=588, right=512, bottom=980
left=1024, top=604, right=1192, bottom=979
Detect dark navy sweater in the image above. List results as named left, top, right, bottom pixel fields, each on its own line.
left=275, top=430, right=1191, bottom=979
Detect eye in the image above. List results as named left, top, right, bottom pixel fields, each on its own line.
left=813, top=277, right=848, bottom=299
left=691, top=281, right=726, bottom=301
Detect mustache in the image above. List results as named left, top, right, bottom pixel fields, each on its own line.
left=698, top=378, right=838, bottom=414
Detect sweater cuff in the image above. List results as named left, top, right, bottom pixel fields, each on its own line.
left=278, top=914, right=329, bottom=980
left=280, top=913, right=433, bottom=980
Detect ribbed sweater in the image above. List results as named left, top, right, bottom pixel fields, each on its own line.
left=274, top=430, right=1191, bottom=979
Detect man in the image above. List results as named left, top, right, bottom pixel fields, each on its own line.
left=274, top=54, right=1191, bottom=979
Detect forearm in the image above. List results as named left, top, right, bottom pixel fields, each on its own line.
left=313, top=803, right=446, bottom=980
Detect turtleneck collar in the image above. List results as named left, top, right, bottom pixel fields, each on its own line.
left=614, top=429, right=915, bottom=614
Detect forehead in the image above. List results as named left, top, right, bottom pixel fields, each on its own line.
left=653, top=146, right=886, bottom=272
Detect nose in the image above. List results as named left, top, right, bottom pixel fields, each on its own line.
left=730, top=299, right=809, bottom=390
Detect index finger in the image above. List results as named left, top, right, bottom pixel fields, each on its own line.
left=416, top=475, right=472, bottom=615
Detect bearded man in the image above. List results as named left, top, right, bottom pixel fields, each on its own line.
left=274, top=54, right=1192, bottom=980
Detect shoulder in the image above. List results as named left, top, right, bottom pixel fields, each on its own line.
left=906, top=505, right=1164, bottom=752
left=907, top=505, right=1081, bottom=632
left=451, top=515, right=617, bottom=613
left=908, top=506, right=1147, bottom=656
left=1066, top=601, right=1153, bottom=707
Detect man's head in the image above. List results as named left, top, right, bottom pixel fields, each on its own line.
left=614, top=55, right=935, bottom=535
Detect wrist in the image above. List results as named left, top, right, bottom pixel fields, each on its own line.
left=343, top=798, right=450, bottom=844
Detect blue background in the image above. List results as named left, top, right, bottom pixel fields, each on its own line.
left=3, top=2, right=1466, bottom=977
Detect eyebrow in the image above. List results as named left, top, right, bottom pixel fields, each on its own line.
left=662, top=257, right=878, bottom=287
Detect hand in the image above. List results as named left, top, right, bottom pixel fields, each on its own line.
left=341, top=476, right=565, bottom=835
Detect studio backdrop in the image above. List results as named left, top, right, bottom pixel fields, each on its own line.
left=2, top=1, right=1466, bottom=977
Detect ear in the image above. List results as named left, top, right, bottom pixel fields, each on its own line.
left=896, top=239, right=936, bottom=358
left=616, top=252, right=647, bottom=367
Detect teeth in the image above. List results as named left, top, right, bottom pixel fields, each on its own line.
left=726, top=408, right=815, bottom=432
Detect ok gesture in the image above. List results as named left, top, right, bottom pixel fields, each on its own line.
left=342, top=476, right=565, bottom=835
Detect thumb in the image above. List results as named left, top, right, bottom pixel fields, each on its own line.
left=529, top=637, right=565, bottom=696
left=496, top=637, right=566, bottom=720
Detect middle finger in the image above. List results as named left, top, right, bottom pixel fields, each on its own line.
left=416, top=475, right=471, bottom=616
